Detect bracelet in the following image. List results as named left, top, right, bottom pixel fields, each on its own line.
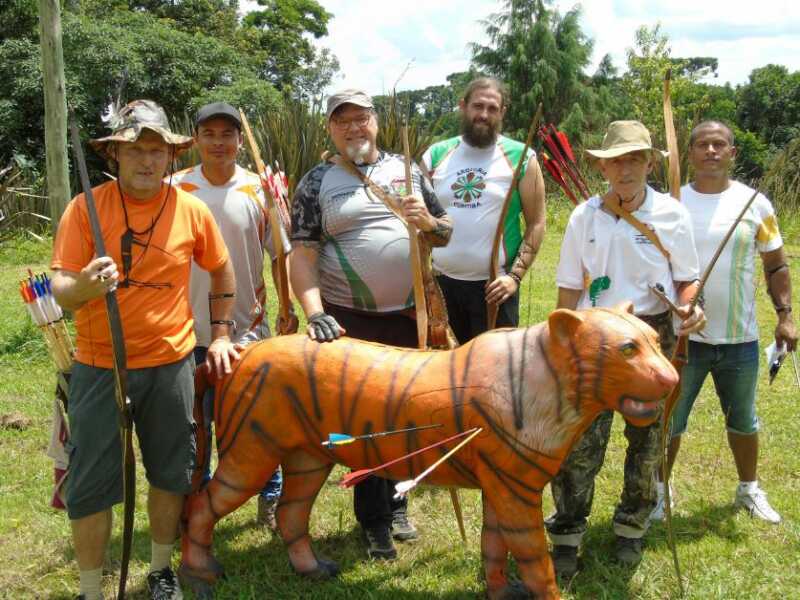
left=507, top=272, right=522, bottom=285
left=211, top=319, right=236, bottom=327
left=775, top=305, right=792, bottom=314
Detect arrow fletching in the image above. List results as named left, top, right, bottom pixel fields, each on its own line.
left=393, top=480, right=417, bottom=499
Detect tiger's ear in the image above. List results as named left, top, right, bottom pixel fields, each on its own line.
left=548, top=309, right=585, bottom=346
left=614, top=301, right=635, bottom=315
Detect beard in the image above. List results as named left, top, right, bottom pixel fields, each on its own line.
left=345, top=140, right=373, bottom=164
left=462, top=114, right=501, bottom=148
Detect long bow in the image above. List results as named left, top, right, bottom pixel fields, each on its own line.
left=239, top=110, right=294, bottom=334
left=663, top=69, right=682, bottom=201
left=68, top=115, right=135, bottom=600
left=487, top=103, right=543, bottom=329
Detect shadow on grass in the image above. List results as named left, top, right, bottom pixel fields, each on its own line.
left=647, top=503, right=747, bottom=549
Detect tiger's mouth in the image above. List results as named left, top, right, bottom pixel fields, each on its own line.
left=617, top=395, right=661, bottom=420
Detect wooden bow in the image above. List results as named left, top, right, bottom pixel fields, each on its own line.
left=663, top=69, right=681, bottom=201
left=487, top=103, right=543, bottom=329
left=68, top=115, right=135, bottom=600
left=239, top=110, right=294, bottom=335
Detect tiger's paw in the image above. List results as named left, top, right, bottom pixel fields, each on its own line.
left=291, top=556, right=340, bottom=581
left=487, top=580, right=534, bottom=600
left=178, top=559, right=224, bottom=599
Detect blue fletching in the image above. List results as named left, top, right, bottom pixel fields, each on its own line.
left=327, top=433, right=353, bottom=444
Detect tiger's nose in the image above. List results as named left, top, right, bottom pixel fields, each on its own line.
left=652, top=363, right=679, bottom=391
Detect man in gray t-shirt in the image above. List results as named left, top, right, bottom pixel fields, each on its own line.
left=290, top=89, right=452, bottom=564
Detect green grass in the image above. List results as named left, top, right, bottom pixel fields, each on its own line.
left=1, top=200, right=799, bottom=599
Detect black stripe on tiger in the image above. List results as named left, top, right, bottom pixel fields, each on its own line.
left=217, top=363, right=272, bottom=458
left=302, top=338, right=323, bottom=420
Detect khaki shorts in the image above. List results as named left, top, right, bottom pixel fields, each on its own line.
left=65, top=354, right=196, bottom=519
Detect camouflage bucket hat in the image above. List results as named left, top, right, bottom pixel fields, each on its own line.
left=89, top=99, right=194, bottom=159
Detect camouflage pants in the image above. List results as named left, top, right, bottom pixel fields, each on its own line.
left=546, top=311, right=676, bottom=546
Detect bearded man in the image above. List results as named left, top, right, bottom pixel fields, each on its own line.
left=289, top=89, right=453, bottom=562
left=421, top=77, right=546, bottom=343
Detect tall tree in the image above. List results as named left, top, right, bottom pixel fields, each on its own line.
left=737, top=64, right=800, bottom=149
left=471, top=0, right=594, bottom=136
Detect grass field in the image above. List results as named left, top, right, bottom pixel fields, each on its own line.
left=0, top=200, right=798, bottom=599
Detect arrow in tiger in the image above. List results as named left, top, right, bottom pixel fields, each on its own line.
left=322, top=424, right=443, bottom=448
left=394, top=427, right=482, bottom=499
left=339, top=428, right=479, bottom=489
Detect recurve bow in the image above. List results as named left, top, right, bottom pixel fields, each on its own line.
left=487, top=103, right=543, bottom=329
left=239, top=110, right=294, bottom=335
left=68, top=115, right=134, bottom=600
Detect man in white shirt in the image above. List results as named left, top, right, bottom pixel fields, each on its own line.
left=545, top=121, right=706, bottom=578
left=654, top=120, right=797, bottom=524
left=174, top=102, right=297, bottom=530
left=422, top=77, right=546, bottom=342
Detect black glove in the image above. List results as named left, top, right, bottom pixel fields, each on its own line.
left=307, top=311, right=343, bottom=342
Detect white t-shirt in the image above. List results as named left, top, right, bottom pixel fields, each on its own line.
left=682, top=181, right=783, bottom=344
left=556, top=186, right=699, bottom=314
left=173, top=165, right=277, bottom=346
left=421, top=135, right=532, bottom=280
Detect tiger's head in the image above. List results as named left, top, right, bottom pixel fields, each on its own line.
left=547, top=301, right=678, bottom=427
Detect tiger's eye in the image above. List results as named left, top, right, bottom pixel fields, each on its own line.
left=620, top=342, right=637, bottom=358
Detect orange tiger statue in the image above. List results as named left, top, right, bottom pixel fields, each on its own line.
left=179, top=303, right=678, bottom=599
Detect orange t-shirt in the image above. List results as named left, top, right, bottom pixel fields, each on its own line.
left=51, top=181, right=229, bottom=369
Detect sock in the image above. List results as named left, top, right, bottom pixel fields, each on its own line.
left=150, top=540, right=174, bottom=574
left=79, top=567, right=103, bottom=600
left=738, top=480, right=758, bottom=494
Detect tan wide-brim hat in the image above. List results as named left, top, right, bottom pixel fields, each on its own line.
left=586, top=120, right=668, bottom=160
left=90, top=99, right=194, bottom=160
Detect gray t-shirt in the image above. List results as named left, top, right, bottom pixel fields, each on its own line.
left=292, top=152, right=445, bottom=313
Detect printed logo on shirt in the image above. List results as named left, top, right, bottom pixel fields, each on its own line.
left=633, top=223, right=658, bottom=246
left=390, top=177, right=411, bottom=196
left=450, top=168, right=487, bottom=207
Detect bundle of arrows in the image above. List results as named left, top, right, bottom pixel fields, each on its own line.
left=19, top=270, right=73, bottom=371
left=538, top=123, right=591, bottom=205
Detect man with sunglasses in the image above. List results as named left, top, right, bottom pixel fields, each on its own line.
left=289, top=89, right=453, bottom=564
left=51, top=100, right=238, bottom=600
left=174, top=102, right=298, bottom=531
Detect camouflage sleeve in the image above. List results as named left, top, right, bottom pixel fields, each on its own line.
left=290, top=163, right=329, bottom=242
left=413, top=163, right=446, bottom=218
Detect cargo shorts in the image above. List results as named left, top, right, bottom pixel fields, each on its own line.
left=65, top=353, right=196, bottom=519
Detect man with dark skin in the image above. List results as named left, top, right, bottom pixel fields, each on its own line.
left=52, top=100, right=238, bottom=600
left=654, top=120, right=797, bottom=524
left=290, top=89, right=452, bottom=562
left=174, top=102, right=298, bottom=531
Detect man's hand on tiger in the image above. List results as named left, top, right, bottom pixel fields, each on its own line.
left=307, top=312, right=346, bottom=342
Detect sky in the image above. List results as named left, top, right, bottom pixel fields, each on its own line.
left=244, top=0, right=800, bottom=96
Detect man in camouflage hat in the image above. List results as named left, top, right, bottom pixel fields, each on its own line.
left=51, top=99, right=239, bottom=600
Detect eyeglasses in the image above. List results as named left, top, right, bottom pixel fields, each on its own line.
left=330, top=113, right=373, bottom=131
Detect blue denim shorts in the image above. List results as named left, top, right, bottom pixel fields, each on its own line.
left=669, top=340, right=760, bottom=437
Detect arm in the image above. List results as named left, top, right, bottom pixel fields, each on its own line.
left=51, top=256, right=119, bottom=312
left=557, top=287, right=582, bottom=311
left=289, top=241, right=345, bottom=342
left=486, top=155, right=546, bottom=305
left=762, top=246, right=797, bottom=351
left=206, top=258, right=240, bottom=377
left=673, top=279, right=706, bottom=336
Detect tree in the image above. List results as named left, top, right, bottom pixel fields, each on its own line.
left=242, top=0, right=334, bottom=94
left=737, top=64, right=800, bottom=149
left=471, top=0, right=595, bottom=138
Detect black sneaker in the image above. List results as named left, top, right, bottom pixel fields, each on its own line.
left=363, top=525, right=397, bottom=560
left=391, top=512, right=418, bottom=541
left=147, top=566, right=184, bottom=600
left=550, top=544, right=578, bottom=579
left=615, top=536, right=643, bottom=566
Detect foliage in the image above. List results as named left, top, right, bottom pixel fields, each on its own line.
left=761, top=136, right=800, bottom=221
left=471, top=0, right=597, bottom=141
left=736, top=64, right=800, bottom=150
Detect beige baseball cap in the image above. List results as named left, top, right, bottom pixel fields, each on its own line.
left=325, top=89, right=374, bottom=121
left=586, top=120, right=668, bottom=159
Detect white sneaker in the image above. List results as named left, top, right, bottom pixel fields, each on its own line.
left=650, top=483, right=674, bottom=522
left=734, top=486, right=781, bottom=524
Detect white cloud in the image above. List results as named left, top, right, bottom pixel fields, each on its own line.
left=242, top=0, right=800, bottom=93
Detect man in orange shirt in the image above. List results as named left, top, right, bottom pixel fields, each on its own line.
left=51, top=100, right=238, bottom=600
